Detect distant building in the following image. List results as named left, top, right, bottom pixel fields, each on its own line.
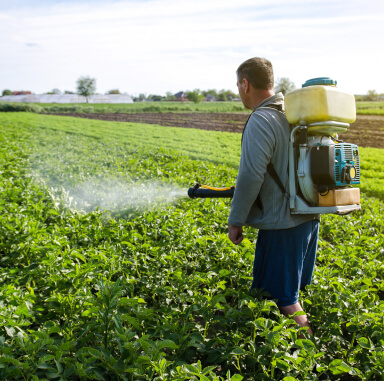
left=12, top=91, right=32, bottom=95
left=0, top=94, right=134, bottom=104
left=174, top=91, right=187, bottom=101
left=204, top=95, right=217, bottom=102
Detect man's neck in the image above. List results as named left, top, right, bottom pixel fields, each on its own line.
left=248, top=89, right=275, bottom=110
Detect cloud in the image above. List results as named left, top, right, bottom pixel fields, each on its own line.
left=0, top=0, right=383, bottom=94
left=25, top=42, right=39, bottom=48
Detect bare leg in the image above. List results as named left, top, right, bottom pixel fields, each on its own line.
left=279, top=302, right=313, bottom=336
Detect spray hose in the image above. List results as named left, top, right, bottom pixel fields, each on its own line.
left=188, top=183, right=235, bottom=199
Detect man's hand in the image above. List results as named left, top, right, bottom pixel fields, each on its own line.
left=228, top=224, right=243, bottom=245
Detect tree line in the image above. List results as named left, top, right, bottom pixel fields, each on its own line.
left=2, top=76, right=382, bottom=103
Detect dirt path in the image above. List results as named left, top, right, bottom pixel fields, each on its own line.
left=51, top=112, right=384, bottom=148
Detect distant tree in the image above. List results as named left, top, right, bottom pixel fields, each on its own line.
left=76, top=76, right=96, bottom=102
left=275, top=77, right=296, bottom=95
left=217, top=89, right=237, bottom=101
left=165, top=92, right=175, bottom=101
left=366, top=90, right=378, bottom=101
left=107, top=89, right=120, bottom=94
left=46, top=88, right=61, bottom=94
left=2, top=89, right=12, bottom=96
left=202, top=89, right=218, bottom=97
left=186, top=89, right=204, bottom=103
left=64, top=90, right=75, bottom=94
left=150, top=95, right=163, bottom=102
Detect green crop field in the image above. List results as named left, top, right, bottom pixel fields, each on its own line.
left=1, top=100, right=384, bottom=115
left=355, top=101, right=384, bottom=115
left=1, top=112, right=384, bottom=380
left=0, top=101, right=248, bottom=114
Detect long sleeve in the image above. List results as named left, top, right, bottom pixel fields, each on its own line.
left=228, top=113, right=275, bottom=226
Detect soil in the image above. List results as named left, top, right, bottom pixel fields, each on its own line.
left=52, top=112, right=384, bottom=149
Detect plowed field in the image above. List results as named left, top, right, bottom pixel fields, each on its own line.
left=53, top=113, right=384, bottom=148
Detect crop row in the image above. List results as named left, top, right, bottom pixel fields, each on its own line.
left=0, top=113, right=384, bottom=380
left=1, top=113, right=384, bottom=200
left=1, top=100, right=384, bottom=115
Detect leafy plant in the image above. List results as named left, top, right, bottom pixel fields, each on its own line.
left=1, top=112, right=384, bottom=379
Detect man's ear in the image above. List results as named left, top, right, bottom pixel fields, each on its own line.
left=243, top=78, right=250, bottom=93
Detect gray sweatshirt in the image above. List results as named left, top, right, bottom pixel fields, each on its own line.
left=228, top=93, right=319, bottom=230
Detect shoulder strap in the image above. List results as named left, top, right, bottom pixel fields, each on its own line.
left=260, top=104, right=285, bottom=113
left=266, top=163, right=289, bottom=199
left=241, top=112, right=253, bottom=145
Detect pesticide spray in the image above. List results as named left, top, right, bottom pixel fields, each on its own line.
left=46, top=179, right=188, bottom=214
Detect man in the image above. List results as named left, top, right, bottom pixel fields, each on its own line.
left=228, top=57, right=320, bottom=334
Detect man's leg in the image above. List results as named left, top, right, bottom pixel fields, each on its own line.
left=251, top=221, right=319, bottom=336
left=279, top=302, right=313, bottom=335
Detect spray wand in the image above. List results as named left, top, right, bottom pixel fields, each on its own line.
left=188, top=183, right=235, bottom=199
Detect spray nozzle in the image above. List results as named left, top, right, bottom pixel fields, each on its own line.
left=188, top=183, right=235, bottom=199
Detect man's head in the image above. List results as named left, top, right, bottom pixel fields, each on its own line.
left=236, top=57, right=274, bottom=90
left=236, top=57, right=275, bottom=109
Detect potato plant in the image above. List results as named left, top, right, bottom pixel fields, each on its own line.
left=0, top=114, right=384, bottom=380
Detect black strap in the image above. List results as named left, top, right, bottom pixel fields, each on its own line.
left=263, top=104, right=284, bottom=113
left=266, top=163, right=289, bottom=199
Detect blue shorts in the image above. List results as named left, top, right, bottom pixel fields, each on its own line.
left=250, top=220, right=319, bottom=307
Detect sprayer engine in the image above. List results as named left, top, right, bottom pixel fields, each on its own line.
left=297, top=135, right=360, bottom=206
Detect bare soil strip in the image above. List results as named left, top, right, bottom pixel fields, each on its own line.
left=51, top=113, right=384, bottom=148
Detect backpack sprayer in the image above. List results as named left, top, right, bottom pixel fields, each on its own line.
left=188, top=77, right=361, bottom=215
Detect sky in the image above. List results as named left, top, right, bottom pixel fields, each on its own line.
left=0, top=0, right=383, bottom=96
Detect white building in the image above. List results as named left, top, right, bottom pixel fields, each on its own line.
left=0, top=94, right=134, bottom=104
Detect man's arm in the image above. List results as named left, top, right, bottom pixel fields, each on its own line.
left=228, top=113, right=275, bottom=227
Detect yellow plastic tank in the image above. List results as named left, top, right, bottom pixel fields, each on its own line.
left=284, top=78, right=356, bottom=126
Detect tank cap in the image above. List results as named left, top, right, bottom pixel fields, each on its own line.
left=302, top=77, right=337, bottom=87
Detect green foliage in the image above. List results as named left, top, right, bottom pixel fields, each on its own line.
left=355, top=101, right=384, bottom=115
left=358, top=147, right=384, bottom=199
left=165, top=92, right=176, bottom=101
left=0, top=113, right=243, bottom=169
left=0, top=103, right=43, bottom=113
left=217, top=90, right=238, bottom=101
left=186, top=89, right=205, bottom=103
left=365, top=90, right=379, bottom=101
left=50, top=88, right=61, bottom=95
left=2, top=89, right=12, bottom=96
left=1, top=112, right=384, bottom=379
left=107, top=89, right=121, bottom=94
left=0, top=101, right=246, bottom=114
left=43, top=105, right=95, bottom=113
left=275, top=77, right=296, bottom=95
left=76, top=75, right=96, bottom=102
left=1, top=113, right=382, bottom=200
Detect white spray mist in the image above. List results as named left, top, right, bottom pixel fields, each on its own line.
left=60, top=180, right=188, bottom=213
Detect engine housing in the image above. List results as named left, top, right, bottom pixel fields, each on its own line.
left=298, top=137, right=360, bottom=205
